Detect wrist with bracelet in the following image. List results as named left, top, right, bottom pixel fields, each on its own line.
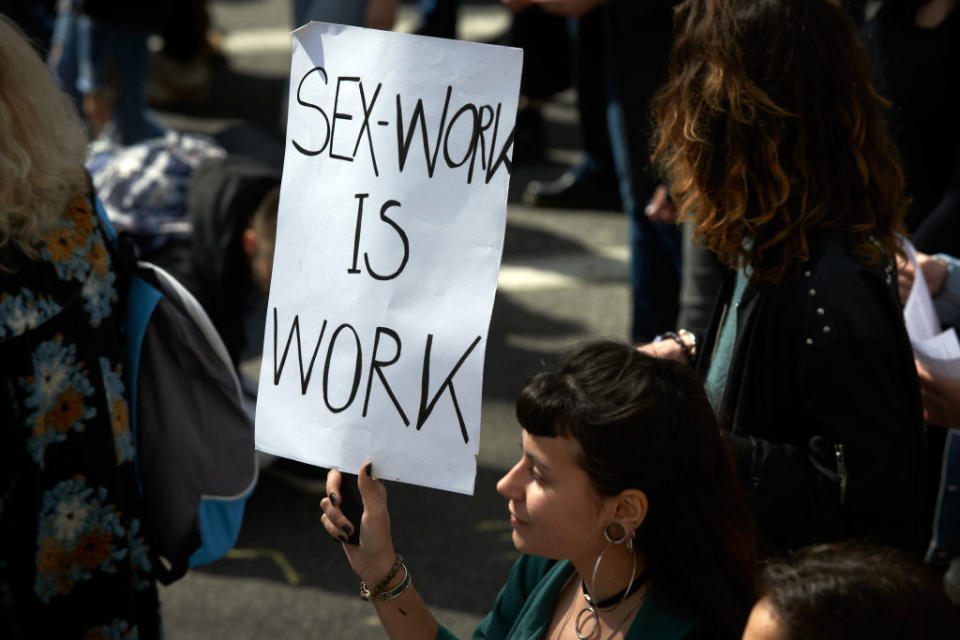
left=654, top=329, right=697, bottom=366
left=360, top=554, right=413, bottom=601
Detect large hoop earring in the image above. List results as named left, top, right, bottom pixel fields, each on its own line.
left=575, top=520, right=636, bottom=640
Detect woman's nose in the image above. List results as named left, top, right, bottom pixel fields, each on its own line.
left=496, top=460, right=524, bottom=500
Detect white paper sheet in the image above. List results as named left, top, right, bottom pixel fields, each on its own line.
left=254, top=23, right=522, bottom=494
left=902, top=240, right=960, bottom=380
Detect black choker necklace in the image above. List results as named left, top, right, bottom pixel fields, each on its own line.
left=582, top=569, right=649, bottom=610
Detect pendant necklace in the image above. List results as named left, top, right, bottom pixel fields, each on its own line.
left=575, top=551, right=649, bottom=640
left=557, top=579, right=648, bottom=640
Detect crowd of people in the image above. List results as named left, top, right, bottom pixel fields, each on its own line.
left=2, top=0, right=960, bottom=638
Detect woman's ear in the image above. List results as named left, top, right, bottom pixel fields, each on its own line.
left=613, top=489, right=649, bottom=530
left=242, top=227, right=258, bottom=260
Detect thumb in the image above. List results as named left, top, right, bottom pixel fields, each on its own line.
left=357, top=461, right=387, bottom=510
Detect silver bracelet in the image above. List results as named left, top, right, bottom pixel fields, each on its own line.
left=360, top=554, right=403, bottom=601
left=377, top=563, right=411, bottom=601
left=659, top=330, right=695, bottom=366
left=677, top=329, right=697, bottom=361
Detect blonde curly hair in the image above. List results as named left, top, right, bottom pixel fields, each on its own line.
left=0, top=15, right=88, bottom=263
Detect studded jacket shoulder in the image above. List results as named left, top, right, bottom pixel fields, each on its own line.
left=696, top=229, right=926, bottom=556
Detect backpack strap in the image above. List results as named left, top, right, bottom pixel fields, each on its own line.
left=93, top=195, right=117, bottom=243
left=93, top=193, right=162, bottom=493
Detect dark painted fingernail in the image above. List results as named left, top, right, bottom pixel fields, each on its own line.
left=338, top=534, right=347, bottom=543
left=330, top=492, right=337, bottom=506
left=365, top=463, right=373, bottom=477
left=343, top=524, right=353, bottom=536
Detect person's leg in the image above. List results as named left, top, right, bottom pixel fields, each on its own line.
left=573, top=11, right=617, bottom=185
left=148, top=0, right=211, bottom=106
left=294, top=0, right=369, bottom=28
left=47, top=1, right=81, bottom=109
left=416, top=0, right=458, bottom=38
left=522, top=11, right=621, bottom=208
left=511, top=7, right=570, bottom=102
left=160, top=0, right=209, bottom=63
left=79, top=18, right=165, bottom=144
left=75, top=14, right=113, bottom=137
left=285, top=0, right=369, bottom=130
left=508, top=7, right=571, bottom=165
left=601, top=3, right=681, bottom=341
left=606, top=93, right=681, bottom=342
left=293, top=0, right=311, bottom=29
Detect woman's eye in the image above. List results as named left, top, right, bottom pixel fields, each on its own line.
left=528, top=467, right=543, bottom=482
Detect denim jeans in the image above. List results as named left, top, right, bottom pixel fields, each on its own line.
left=293, top=0, right=368, bottom=29
left=49, top=4, right=165, bottom=144
left=605, top=93, right=682, bottom=342
left=927, top=429, right=960, bottom=567
left=417, top=0, right=458, bottom=37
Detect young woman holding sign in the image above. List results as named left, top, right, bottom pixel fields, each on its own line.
left=321, top=340, right=756, bottom=639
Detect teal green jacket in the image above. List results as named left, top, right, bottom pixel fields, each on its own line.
left=437, top=555, right=709, bottom=640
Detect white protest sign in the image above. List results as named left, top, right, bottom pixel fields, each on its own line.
left=255, top=23, right=522, bottom=495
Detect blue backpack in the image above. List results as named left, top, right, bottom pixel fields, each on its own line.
left=96, top=197, right=258, bottom=584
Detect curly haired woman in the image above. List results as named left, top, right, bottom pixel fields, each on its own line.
left=641, top=0, right=927, bottom=556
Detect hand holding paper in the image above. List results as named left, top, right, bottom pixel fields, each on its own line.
left=901, top=240, right=960, bottom=399
left=320, top=465, right=396, bottom=583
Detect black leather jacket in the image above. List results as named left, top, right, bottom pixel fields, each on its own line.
left=696, top=230, right=927, bottom=555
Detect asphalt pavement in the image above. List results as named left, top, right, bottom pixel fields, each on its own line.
left=157, top=1, right=631, bottom=637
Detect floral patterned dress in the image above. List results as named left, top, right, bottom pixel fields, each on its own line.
left=1, top=195, right=160, bottom=639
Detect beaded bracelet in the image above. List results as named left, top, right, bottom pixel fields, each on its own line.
left=377, top=563, right=411, bottom=601
left=677, top=329, right=698, bottom=362
left=661, top=330, right=696, bottom=366
left=360, top=554, right=403, bottom=601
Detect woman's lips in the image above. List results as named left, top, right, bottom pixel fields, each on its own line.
left=509, top=512, right=526, bottom=526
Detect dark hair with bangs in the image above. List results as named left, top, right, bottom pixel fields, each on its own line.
left=516, top=339, right=756, bottom=636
